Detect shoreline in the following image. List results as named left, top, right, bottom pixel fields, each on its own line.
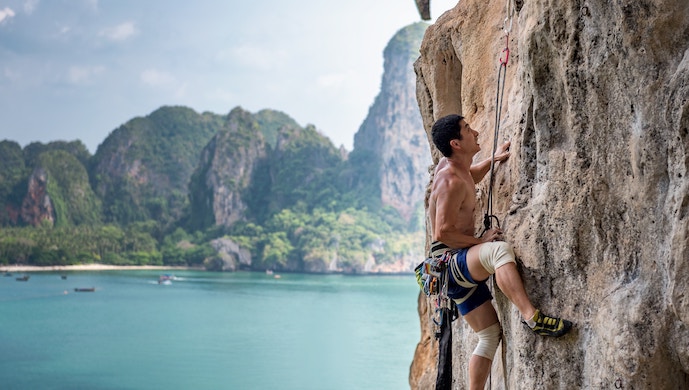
left=1, top=264, right=414, bottom=275
left=0, top=264, right=200, bottom=273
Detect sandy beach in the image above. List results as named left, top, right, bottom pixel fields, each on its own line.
left=0, top=264, right=200, bottom=272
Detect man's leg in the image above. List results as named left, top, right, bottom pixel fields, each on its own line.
left=466, top=242, right=572, bottom=337
left=463, top=301, right=499, bottom=390
left=465, top=244, right=535, bottom=321
left=495, top=262, right=537, bottom=321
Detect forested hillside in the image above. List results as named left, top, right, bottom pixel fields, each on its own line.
left=0, top=23, right=430, bottom=273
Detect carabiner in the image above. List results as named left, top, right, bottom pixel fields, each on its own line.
left=499, top=35, right=510, bottom=66
left=432, top=307, right=444, bottom=327
left=503, top=0, right=515, bottom=35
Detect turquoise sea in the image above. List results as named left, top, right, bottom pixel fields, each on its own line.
left=0, top=270, right=420, bottom=390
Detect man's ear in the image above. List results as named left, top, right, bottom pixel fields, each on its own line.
left=450, top=139, right=461, bottom=149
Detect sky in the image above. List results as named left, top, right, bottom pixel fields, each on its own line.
left=0, top=0, right=457, bottom=153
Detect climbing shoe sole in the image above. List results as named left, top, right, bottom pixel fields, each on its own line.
left=525, top=310, right=573, bottom=337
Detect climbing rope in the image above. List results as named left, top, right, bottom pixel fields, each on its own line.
left=483, top=0, right=514, bottom=235
left=487, top=2, right=515, bottom=390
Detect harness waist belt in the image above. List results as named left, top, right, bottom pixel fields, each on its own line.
left=431, top=242, right=450, bottom=258
left=430, top=241, right=478, bottom=305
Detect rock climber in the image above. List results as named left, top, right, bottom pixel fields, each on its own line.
left=428, top=114, right=572, bottom=389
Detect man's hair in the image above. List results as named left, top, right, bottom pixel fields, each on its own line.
left=431, top=114, right=464, bottom=157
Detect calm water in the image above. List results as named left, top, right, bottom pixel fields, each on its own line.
left=0, top=270, right=420, bottom=390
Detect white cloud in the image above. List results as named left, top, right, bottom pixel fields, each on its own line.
left=0, top=7, right=16, bottom=24
left=317, top=72, right=350, bottom=89
left=99, top=21, right=137, bottom=42
left=173, top=83, right=188, bottom=99
left=227, top=45, right=288, bottom=70
left=68, top=65, right=105, bottom=84
left=140, top=68, right=175, bottom=87
left=24, top=0, right=39, bottom=15
left=85, top=0, right=99, bottom=12
left=140, top=69, right=188, bottom=98
left=3, top=67, right=20, bottom=82
left=209, top=88, right=236, bottom=102
left=58, top=25, right=71, bottom=35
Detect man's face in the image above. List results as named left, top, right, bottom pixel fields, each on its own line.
left=458, top=119, right=480, bottom=154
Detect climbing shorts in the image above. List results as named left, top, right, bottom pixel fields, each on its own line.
left=447, top=248, right=492, bottom=315
left=431, top=241, right=492, bottom=316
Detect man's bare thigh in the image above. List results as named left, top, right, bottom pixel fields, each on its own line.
left=466, top=244, right=491, bottom=282
left=463, top=300, right=499, bottom=332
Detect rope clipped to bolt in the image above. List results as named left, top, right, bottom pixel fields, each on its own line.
left=482, top=0, right=514, bottom=236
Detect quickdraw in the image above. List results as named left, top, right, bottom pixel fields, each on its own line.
left=416, top=251, right=458, bottom=338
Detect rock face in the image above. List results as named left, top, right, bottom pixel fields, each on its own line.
left=20, top=150, right=101, bottom=227
left=208, top=237, right=252, bottom=271
left=415, top=0, right=431, bottom=20
left=20, top=167, right=54, bottom=226
left=91, top=106, right=221, bottom=225
left=189, top=107, right=345, bottom=231
left=353, top=22, right=432, bottom=222
left=411, top=1, right=689, bottom=389
left=0, top=140, right=27, bottom=225
left=189, top=107, right=268, bottom=229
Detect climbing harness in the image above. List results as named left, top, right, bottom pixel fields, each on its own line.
left=415, top=250, right=458, bottom=390
left=415, top=251, right=457, bottom=335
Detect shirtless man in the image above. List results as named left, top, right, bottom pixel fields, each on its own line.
left=428, top=114, right=572, bottom=389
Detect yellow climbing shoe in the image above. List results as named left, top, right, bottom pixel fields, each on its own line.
left=527, top=310, right=572, bottom=337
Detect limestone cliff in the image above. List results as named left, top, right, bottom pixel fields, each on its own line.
left=188, top=107, right=268, bottom=229
left=416, top=0, right=431, bottom=21
left=20, top=167, right=54, bottom=227
left=20, top=150, right=101, bottom=227
left=207, top=237, right=252, bottom=271
left=352, top=22, right=432, bottom=222
left=0, top=140, right=26, bottom=225
left=91, top=106, right=221, bottom=225
left=411, top=0, right=689, bottom=388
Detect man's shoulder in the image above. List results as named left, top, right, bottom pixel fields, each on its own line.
left=436, top=165, right=470, bottom=186
left=433, top=169, right=472, bottom=199
left=434, top=168, right=459, bottom=187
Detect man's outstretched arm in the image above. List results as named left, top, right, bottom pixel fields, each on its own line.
left=470, top=140, right=511, bottom=183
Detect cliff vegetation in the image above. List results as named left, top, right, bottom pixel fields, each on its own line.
left=0, top=23, right=431, bottom=274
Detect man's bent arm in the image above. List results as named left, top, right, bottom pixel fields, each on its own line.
left=470, top=158, right=492, bottom=184
left=470, top=141, right=511, bottom=183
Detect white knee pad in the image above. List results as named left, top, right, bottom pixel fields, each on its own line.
left=474, top=323, right=501, bottom=361
left=478, top=241, right=516, bottom=275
